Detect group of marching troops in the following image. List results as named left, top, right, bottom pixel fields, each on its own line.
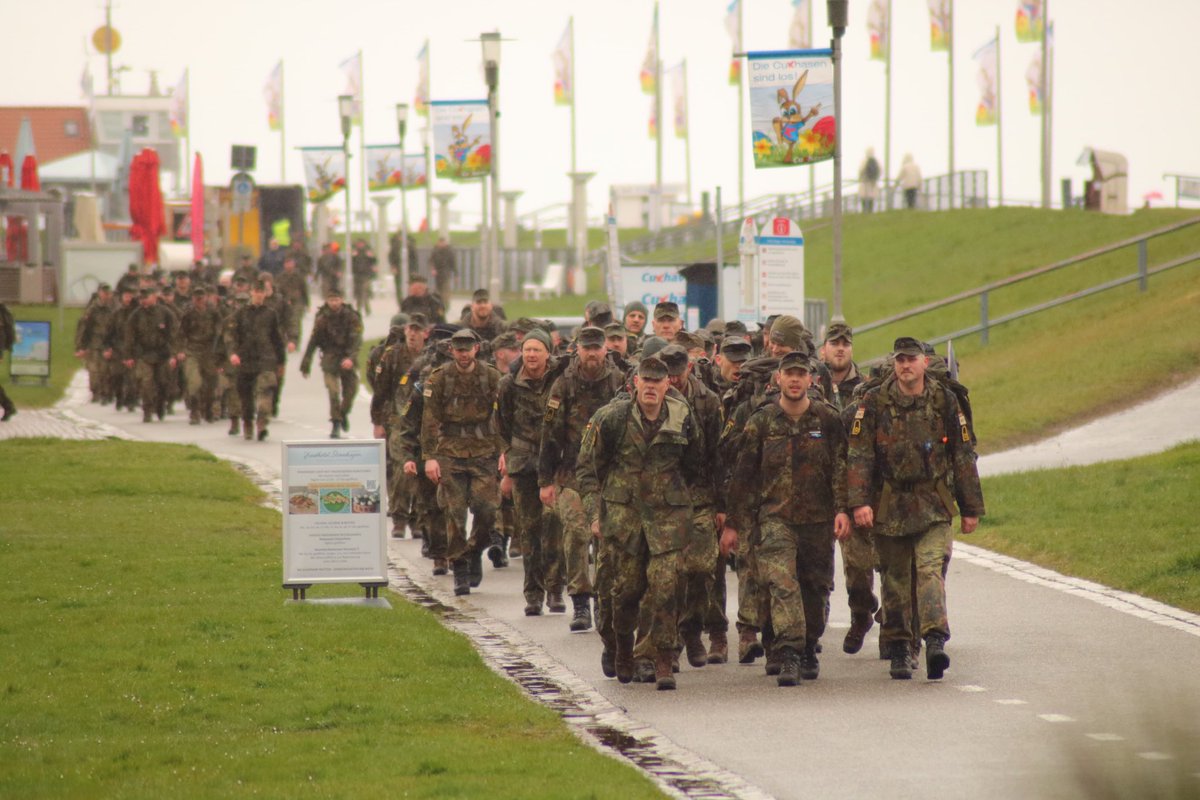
left=367, top=293, right=985, bottom=692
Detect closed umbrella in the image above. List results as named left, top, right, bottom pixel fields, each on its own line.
left=0, top=151, right=17, bottom=261
left=10, top=154, right=41, bottom=262
left=128, top=148, right=165, bottom=265
left=190, top=152, right=204, bottom=262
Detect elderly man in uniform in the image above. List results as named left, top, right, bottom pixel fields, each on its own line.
left=300, top=289, right=364, bottom=439
left=650, top=301, right=684, bottom=340
left=577, top=354, right=710, bottom=690
left=421, top=329, right=503, bottom=595
left=723, top=350, right=850, bottom=685
left=847, top=337, right=985, bottom=680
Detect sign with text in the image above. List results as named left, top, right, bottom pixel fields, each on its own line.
left=282, top=440, right=387, bottom=586
left=757, top=217, right=805, bottom=318
left=620, top=264, right=688, bottom=319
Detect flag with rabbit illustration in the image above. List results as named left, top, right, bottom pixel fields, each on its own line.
left=747, top=50, right=836, bottom=169
left=300, top=147, right=347, bottom=203
left=431, top=100, right=492, bottom=181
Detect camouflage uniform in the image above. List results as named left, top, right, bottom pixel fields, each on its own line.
left=497, top=358, right=564, bottom=610
left=419, top=359, right=502, bottom=565
left=538, top=359, right=625, bottom=599
left=75, top=294, right=116, bottom=403
left=371, top=336, right=423, bottom=533
left=301, top=303, right=364, bottom=429
left=177, top=301, right=222, bottom=424
left=460, top=311, right=508, bottom=343
left=228, top=301, right=285, bottom=435
left=577, top=395, right=709, bottom=660
left=846, top=375, right=985, bottom=650
left=105, top=296, right=140, bottom=411
left=727, top=398, right=848, bottom=655
left=124, top=301, right=178, bottom=421
left=395, top=364, right=448, bottom=566
left=214, top=296, right=246, bottom=427
left=274, top=270, right=310, bottom=344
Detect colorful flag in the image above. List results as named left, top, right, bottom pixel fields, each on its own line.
left=725, top=0, right=742, bottom=84
left=929, top=0, right=951, bottom=52
left=669, top=62, right=688, bottom=139
left=867, top=0, right=889, bottom=61
left=553, top=20, right=573, bottom=106
left=415, top=41, right=430, bottom=117
left=366, top=146, right=403, bottom=191
left=1015, top=0, right=1044, bottom=43
left=264, top=61, right=283, bottom=131
left=168, top=69, right=187, bottom=138
left=401, top=152, right=429, bottom=189
left=340, top=51, right=362, bottom=125
left=640, top=5, right=658, bottom=94
left=80, top=62, right=94, bottom=104
left=300, top=147, right=347, bottom=203
left=431, top=100, right=491, bottom=180
left=1025, top=24, right=1052, bottom=114
left=788, top=0, right=812, bottom=50
left=648, top=97, right=658, bottom=140
left=973, top=37, right=998, bottom=125
left=747, top=49, right=836, bottom=168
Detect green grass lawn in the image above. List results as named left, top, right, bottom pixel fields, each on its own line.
left=3, top=304, right=83, bottom=409
left=0, top=439, right=663, bottom=799
left=976, top=441, right=1200, bottom=613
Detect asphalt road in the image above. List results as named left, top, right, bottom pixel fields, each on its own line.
left=63, top=286, right=1200, bottom=799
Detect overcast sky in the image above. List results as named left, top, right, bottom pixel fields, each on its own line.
left=6, top=0, right=1200, bottom=228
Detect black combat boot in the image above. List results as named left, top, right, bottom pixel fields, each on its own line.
left=468, top=548, right=484, bottom=587
left=889, top=641, right=913, bottom=680
left=524, top=595, right=543, bottom=616
left=925, top=633, right=950, bottom=680
left=682, top=630, right=707, bottom=668
left=569, top=594, right=592, bottom=632
left=546, top=590, right=567, bottom=614
left=799, top=642, right=820, bottom=680
left=485, top=531, right=508, bottom=568
left=843, top=612, right=874, bottom=654
left=615, top=633, right=635, bottom=683
left=764, top=647, right=782, bottom=676
left=600, top=648, right=616, bottom=678
left=776, top=647, right=801, bottom=687
left=329, top=420, right=341, bottom=439
left=451, top=560, right=470, bottom=596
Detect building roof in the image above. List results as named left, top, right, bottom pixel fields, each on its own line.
left=0, top=106, right=92, bottom=165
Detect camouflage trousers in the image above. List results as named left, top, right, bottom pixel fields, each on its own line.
left=235, top=370, right=278, bottom=428
left=435, top=455, right=498, bottom=563
left=735, top=523, right=769, bottom=634
left=679, top=508, right=727, bottom=638
left=385, top=427, right=416, bottom=528
left=109, top=358, right=136, bottom=409
left=512, top=473, right=564, bottom=606
left=85, top=351, right=111, bottom=401
left=182, top=356, right=218, bottom=422
left=414, top=472, right=447, bottom=559
left=757, top=519, right=836, bottom=653
left=218, top=369, right=241, bottom=419
left=134, top=360, right=171, bottom=417
left=840, top=523, right=879, bottom=618
left=557, top=487, right=593, bottom=596
left=611, top=533, right=684, bottom=651
left=874, top=523, right=953, bottom=646
left=322, top=368, right=358, bottom=424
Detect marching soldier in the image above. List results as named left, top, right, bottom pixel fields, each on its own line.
left=176, top=288, right=222, bottom=425
left=227, top=280, right=285, bottom=441
left=300, top=289, right=364, bottom=438
left=122, top=287, right=178, bottom=423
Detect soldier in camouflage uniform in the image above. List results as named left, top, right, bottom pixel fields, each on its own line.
left=274, top=255, right=310, bottom=350
left=396, top=345, right=450, bottom=575
left=459, top=288, right=508, bottom=342
left=724, top=351, right=851, bottom=686
left=300, top=289, right=364, bottom=438
left=538, top=326, right=626, bottom=632
left=105, top=289, right=140, bottom=412
left=74, top=283, right=116, bottom=404
left=497, top=328, right=566, bottom=616
left=371, top=313, right=428, bottom=537
left=577, top=355, right=710, bottom=690
left=420, top=329, right=503, bottom=595
left=122, top=287, right=178, bottom=423
left=227, top=280, right=286, bottom=441
left=847, top=337, right=985, bottom=681
left=176, top=288, right=222, bottom=424
left=0, top=301, right=15, bottom=420
left=215, top=290, right=248, bottom=434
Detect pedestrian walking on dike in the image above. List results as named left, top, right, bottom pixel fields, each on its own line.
left=897, top=153, right=922, bottom=210
left=858, top=148, right=881, bottom=213
left=846, top=337, right=985, bottom=680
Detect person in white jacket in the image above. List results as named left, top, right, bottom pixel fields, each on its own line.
left=897, top=154, right=922, bottom=210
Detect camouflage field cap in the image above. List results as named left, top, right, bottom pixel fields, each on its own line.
left=471, top=288, right=490, bottom=302
left=325, top=287, right=343, bottom=298
left=637, top=355, right=669, bottom=380
left=98, top=282, right=112, bottom=292
left=824, top=321, right=854, bottom=344
left=653, top=301, right=680, bottom=320
left=576, top=326, right=606, bottom=348
left=450, top=329, right=481, bottom=350
left=673, top=330, right=704, bottom=351
left=892, top=336, right=924, bottom=356
left=720, top=336, right=753, bottom=363
left=657, top=344, right=691, bottom=376
left=191, top=288, right=207, bottom=299
left=638, top=335, right=669, bottom=359
left=778, top=350, right=813, bottom=372
left=406, top=312, right=429, bottom=328
left=491, top=332, right=520, bottom=352
left=409, top=273, right=428, bottom=283
left=724, top=320, right=749, bottom=337
left=390, top=313, right=410, bottom=328
left=604, top=321, right=627, bottom=338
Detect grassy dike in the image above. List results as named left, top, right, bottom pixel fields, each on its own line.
left=0, top=439, right=662, bottom=799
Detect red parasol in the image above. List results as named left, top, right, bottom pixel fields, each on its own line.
left=128, top=148, right=165, bottom=265
left=190, top=152, right=204, bottom=262
left=1, top=151, right=17, bottom=261
left=7, top=154, right=41, bottom=262
left=20, top=154, right=40, bottom=192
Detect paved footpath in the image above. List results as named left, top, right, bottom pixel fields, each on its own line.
left=4, top=295, right=1199, bottom=799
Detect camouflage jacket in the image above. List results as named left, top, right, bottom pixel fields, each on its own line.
left=678, top=373, right=723, bottom=509
left=818, top=361, right=864, bottom=412
left=538, top=358, right=626, bottom=489
left=177, top=305, right=222, bottom=359
left=496, top=360, right=559, bottom=477
left=846, top=377, right=985, bottom=537
left=370, top=339, right=423, bottom=427
left=274, top=270, right=309, bottom=310
left=75, top=298, right=116, bottom=351
left=460, top=311, right=508, bottom=342
left=229, top=303, right=285, bottom=373
left=401, top=293, right=445, bottom=323
left=301, top=303, right=363, bottom=373
left=576, top=395, right=708, bottom=556
left=727, top=398, right=849, bottom=533
left=420, top=360, right=502, bottom=460
left=123, top=304, right=178, bottom=364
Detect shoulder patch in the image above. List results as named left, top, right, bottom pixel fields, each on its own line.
left=851, top=404, right=866, bottom=436
left=400, top=375, right=408, bottom=385
left=423, top=387, right=433, bottom=398
left=547, top=397, right=561, bottom=410
left=958, top=411, right=970, bottom=442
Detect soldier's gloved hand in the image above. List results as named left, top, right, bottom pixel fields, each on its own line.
left=961, top=516, right=979, bottom=535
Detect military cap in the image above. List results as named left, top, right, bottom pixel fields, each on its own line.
left=428, top=323, right=460, bottom=342
left=624, top=300, right=648, bottom=318
left=325, top=286, right=343, bottom=298
left=98, top=282, right=112, bottom=292
left=449, top=329, right=481, bottom=349
left=637, top=355, right=669, bottom=380
left=471, top=288, right=490, bottom=302
left=639, top=335, right=669, bottom=359
left=139, top=287, right=158, bottom=298
left=239, top=252, right=254, bottom=261
left=206, top=285, right=220, bottom=295
left=576, top=326, right=606, bottom=349
left=406, top=312, right=429, bottom=328
left=232, top=274, right=250, bottom=285
left=720, top=336, right=753, bottom=363
left=491, top=332, right=520, bottom=352
left=252, top=279, right=269, bottom=292
left=658, top=344, right=690, bottom=376
left=705, top=317, right=726, bottom=334
left=390, top=313, right=410, bottom=328
left=234, top=291, right=250, bottom=302
left=191, top=288, right=207, bottom=299
left=673, top=330, right=704, bottom=351
left=921, top=341, right=937, bottom=357
left=653, top=300, right=680, bottom=320
left=409, top=273, right=428, bottom=284
left=585, top=301, right=614, bottom=328
left=509, top=317, right=539, bottom=334
left=778, top=350, right=813, bottom=372
left=724, top=320, right=749, bottom=337
left=892, top=336, right=924, bottom=356
left=824, top=321, right=854, bottom=344
left=604, top=321, right=627, bottom=338
left=769, top=314, right=808, bottom=349
left=257, top=270, right=273, bottom=281
left=523, top=328, right=552, bottom=351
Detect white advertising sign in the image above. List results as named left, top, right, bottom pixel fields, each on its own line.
left=282, top=440, right=388, bottom=585
left=620, top=265, right=688, bottom=319
left=756, top=217, right=805, bottom=317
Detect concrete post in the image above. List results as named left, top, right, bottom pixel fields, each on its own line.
left=501, top=190, right=522, bottom=249
left=567, top=171, right=595, bottom=295
left=434, top=192, right=456, bottom=241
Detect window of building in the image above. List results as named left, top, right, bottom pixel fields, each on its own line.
left=131, top=115, right=149, bottom=137
left=64, top=120, right=80, bottom=137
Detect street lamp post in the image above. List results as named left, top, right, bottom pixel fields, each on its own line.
left=827, top=0, right=848, bottom=322
left=481, top=31, right=502, bottom=299
left=338, top=94, right=355, bottom=305
left=396, top=102, right=411, bottom=300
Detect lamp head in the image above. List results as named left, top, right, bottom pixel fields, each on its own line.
left=396, top=103, right=409, bottom=141
left=338, top=94, right=354, bottom=140
left=481, top=31, right=501, bottom=89
left=827, top=0, right=849, bottom=36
